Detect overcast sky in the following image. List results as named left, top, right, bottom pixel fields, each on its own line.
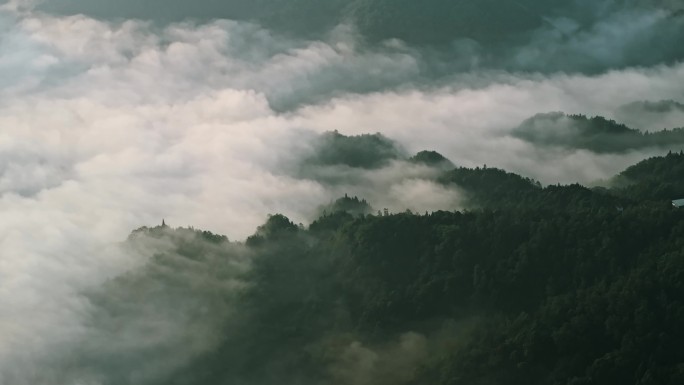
left=1, top=1, right=684, bottom=383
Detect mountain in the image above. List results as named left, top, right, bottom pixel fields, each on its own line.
left=612, top=151, right=684, bottom=201
left=303, top=131, right=404, bottom=170
left=513, top=112, right=684, bottom=153
left=317, top=194, right=373, bottom=217
left=75, top=153, right=684, bottom=385
left=410, top=150, right=455, bottom=169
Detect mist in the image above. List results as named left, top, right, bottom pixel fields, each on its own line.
left=1, top=0, right=684, bottom=384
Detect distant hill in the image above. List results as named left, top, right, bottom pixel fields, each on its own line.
left=612, top=151, right=684, bottom=201
left=513, top=112, right=684, bottom=153
left=614, top=100, right=684, bottom=131
left=410, top=150, right=455, bottom=169
left=619, top=100, right=684, bottom=114
left=440, top=166, right=623, bottom=211
left=441, top=166, right=539, bottom=206
left=318, top=195, right=373, bottom=217
left=105, top=152, right=684, bottom=385
left=303, top=131, right=404, bottom=170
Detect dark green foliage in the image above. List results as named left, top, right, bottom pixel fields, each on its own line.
left=309, top=210, right=356, bottom=234
left=412, top=206, right=684, bottom=385
left=440, top=166, right=541, bottom=208
left=318, top=194, right=374, bottom=218
left=612, top=151, right=684, bottom=201
left=513, top=112, right=684, bottom=153
left=304, top=131, right=404, bottom=169
left=128, top=224, right=229, bottom=260
left=246, top=213, right=299, bottom=247
left=113, top=154, right=684, bottom=385
left=438, top=166, right=620, bottom=212
left=410, top=150, right=455, bottom=169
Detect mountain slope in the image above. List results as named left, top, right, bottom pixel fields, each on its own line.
left=71, top=153, right=684, bottom=385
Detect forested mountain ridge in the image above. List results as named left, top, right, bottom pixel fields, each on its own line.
left=513, top=113, right=684, bottom=153
left=441, top=165, right=623, bottom=212
left=611, top=151, right=684, bottom=201
left=95, top=153, right=684, bottom=385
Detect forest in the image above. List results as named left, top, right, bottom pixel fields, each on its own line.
left=102, top=150, right=684, bottom=385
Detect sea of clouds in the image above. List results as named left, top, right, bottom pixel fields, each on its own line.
left=1, top=0, right=683, bottom=383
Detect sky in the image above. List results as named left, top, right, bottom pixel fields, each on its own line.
left=0, top=0, right=683, bottom=383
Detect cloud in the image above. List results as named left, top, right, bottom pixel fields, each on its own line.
left=321, top=319, right=479, bottom=385
left=293, top=63, right=684, bottom=183
left=510, top=8, right=684, bottom=73
left=326, top=333, right=428, bottom=385
left=0, top=4, right=683, bottom=384
left=510, top=112, right=684, bottom=154
left=1, top=227, right=251, bottom=385
left=26, top=0, right=684, bottom=76
left=614, top=99, right=684, bottom=131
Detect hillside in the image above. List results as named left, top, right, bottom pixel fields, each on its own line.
left=513, top=113, right=684, bottom=153
left=77, top=153, right=684, bottom=385
left=611, top=151, right=684, bottom=201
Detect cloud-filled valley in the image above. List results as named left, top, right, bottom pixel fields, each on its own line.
left=1, top=0, right=684, bottom=383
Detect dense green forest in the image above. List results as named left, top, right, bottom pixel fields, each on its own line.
left=103, top=151, right=684, bottom=385
left=304, top=131, right=404, bottom=170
